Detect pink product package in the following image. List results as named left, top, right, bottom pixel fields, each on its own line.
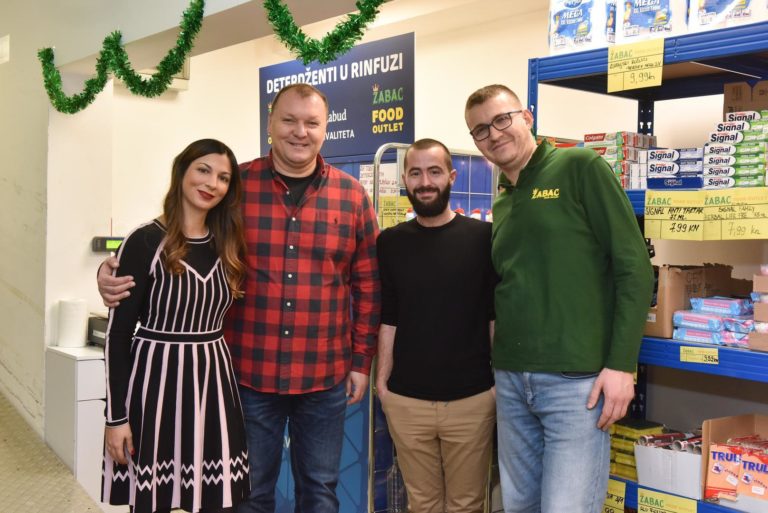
left=690, top=296, right=753, bottom=316
left=724, top=315, right=756, bottom=334
left=673, top=328, right=749, bottom=347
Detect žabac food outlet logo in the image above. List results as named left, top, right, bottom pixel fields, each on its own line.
left=259, top=33, right=414, bottom=158
left=371, top=84, right=405, bottom=135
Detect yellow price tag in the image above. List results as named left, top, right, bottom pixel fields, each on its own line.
left=603, top=479, right=626, bottom=513
left=638, top=489, right=697, bottom=513
left=680, top=346, right=719, bottom=365
left=664, top=221, right=705, bottom=240
left=703, top=187, right=768, bottom=240
left=608, top=40, right=664, bottom=92
left=644, top=190, right=706, bottom=241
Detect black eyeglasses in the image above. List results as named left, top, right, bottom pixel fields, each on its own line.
left=469, top=110, right=523, bottom=141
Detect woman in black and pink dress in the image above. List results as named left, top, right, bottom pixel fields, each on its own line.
left=102, top=139, right=249, bottom=513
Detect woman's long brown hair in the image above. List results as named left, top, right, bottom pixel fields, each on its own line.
left=162, top=139, right=247, bottom=298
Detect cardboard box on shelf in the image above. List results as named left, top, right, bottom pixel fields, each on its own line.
left=755, top=81, right=768, bottom=111
left=645, top=264, right=734, bottom=338
left=732, top=278, right=754, bottom=296
left=702, top=415, right=768, bottom=513
left=725, top=82, right=754, bottom=117
left=755, top=303, right=768, bottom=323
left=635, top=444, right=702, bottom=500
left=754, top=274, right=768, bottom=293
left=749, top=332, right=768, bottom=353
left=724, top=81, right=768, bottom=119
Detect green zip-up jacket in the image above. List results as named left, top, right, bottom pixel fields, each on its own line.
left=492, top=141, right=653, bottom=372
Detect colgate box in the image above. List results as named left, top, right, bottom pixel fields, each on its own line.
left=703, top=415, right=768, bottom=512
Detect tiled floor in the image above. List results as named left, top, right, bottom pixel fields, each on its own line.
left=0, top=391, right=104, bottom=512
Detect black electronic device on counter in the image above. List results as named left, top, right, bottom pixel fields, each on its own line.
left=88, top=315, right=108, bottom=347
left=91, top=236, right=124, bottom=253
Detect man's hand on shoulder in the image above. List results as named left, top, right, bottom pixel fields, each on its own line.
left=587, top=368, right=635, bottom=431
left=98, top=256, right=135, bottom=307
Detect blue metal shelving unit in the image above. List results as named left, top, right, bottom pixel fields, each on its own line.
left=528, top=23, right=768, bottom=512
left=626, top=189, right=646, bottom=216
left=528, top=20, right=768, bottom=134
left=639, top=337, right=768, bottom=384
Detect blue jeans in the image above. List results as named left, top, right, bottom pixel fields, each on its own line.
left=495, top=370, right=609, bottom=513
left=237, top=381, right=347, bottom=513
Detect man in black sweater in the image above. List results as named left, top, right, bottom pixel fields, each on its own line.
left=375, top=138, right=497, bottom=513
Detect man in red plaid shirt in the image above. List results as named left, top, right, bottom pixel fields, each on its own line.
left=98, top=84, right=381, bottom=513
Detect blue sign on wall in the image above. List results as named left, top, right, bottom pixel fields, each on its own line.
left=259, top=33, right=415, bottom=158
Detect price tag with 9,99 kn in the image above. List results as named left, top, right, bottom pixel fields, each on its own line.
left=607, top=39, right=664, bottom=93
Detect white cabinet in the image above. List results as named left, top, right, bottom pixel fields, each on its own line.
left=44, top=345, right=124, bottom=512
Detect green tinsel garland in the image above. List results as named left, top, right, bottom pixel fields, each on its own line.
left=38, top=0, right=205, bottom=114
left=264, top=0, right=386, bottom=65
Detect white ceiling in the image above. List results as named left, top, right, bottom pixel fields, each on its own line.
left=61, top=0, right=549, bottom=75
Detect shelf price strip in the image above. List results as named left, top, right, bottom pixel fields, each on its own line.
left=680, top=346, right=719, bottom=365
left=703, top=188, right=768, bottom=240
left=638, top=488, right=697, bottom=513
left=607, top=39, right=664, bottom=93
left=603, top=478, right=626, bottom=513
left=645, top=188, right=768, bottom=241
left=644, top=190, right=707, bottom=241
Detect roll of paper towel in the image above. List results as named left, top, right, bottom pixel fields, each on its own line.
left=57, top=298, right=88, bottom=347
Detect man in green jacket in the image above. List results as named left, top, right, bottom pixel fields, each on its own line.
left=465, top=84, right=653, bottom=513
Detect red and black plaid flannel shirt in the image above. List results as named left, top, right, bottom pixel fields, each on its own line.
left=224, top=153, right=381, bottom=394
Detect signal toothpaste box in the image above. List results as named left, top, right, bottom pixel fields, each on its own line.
left=714, top=120, right=768, bottom=133
left=726, top=110, right=768, bottom=122
left=647, top=175, right=704, bottom=189
left=709, top=131, right=768, bottom=144
left=702, top=165, right=767, bottom=178
left=703, top=176, right=765, bottom=189
left=704, top=154, right=767, bottom=167
left=705, top=142, right=768, bottom=155
left=648, top=161, right=703, bottom=175
left=647, top=148, right=704, bottom=161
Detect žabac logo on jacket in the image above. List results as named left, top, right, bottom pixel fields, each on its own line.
left=531, top=188, right=560, bottom=200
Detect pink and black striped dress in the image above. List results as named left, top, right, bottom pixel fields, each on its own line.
left=102, top=219, right=249, bottom=513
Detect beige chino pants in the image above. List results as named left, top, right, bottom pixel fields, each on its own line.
left=381, top=388, right=496, bottom=513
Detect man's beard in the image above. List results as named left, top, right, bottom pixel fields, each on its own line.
left=406, top=182, right=452, bottom=218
